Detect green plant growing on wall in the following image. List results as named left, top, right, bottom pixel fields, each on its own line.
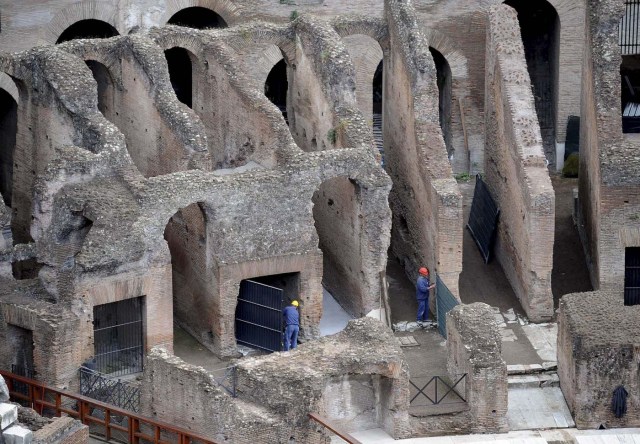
left=327, top=128, right=337, bottom=145
left=289, top=10, right=299, bottom=20
left=455, top=172, right=471, bottom=182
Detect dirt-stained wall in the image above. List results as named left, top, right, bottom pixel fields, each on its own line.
left=383, top=0, right=462, bottom=299
left=484, top=4, right=555, bottom=322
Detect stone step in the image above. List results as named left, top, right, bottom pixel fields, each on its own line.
left=508, top=373, right=560, bottom=389
left=507, top=362, right=558, bottom=375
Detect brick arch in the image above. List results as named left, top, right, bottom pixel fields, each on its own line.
left=163, top=0, right=243, bottom=27
left=252, top=44, right=288, bottom=89
left=341, top=34, right=383, bottom=127
left=0, top=72, right=20, bottom=104
left=45, top=1, right=122, bottom=45
left=331, top=17, right=389, bottom=51
left=422, top=29, right=468, bottom=82
left=151, top=34, right=207, bottom=66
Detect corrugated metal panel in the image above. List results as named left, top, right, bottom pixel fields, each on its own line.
left=235, top=280, right=284, bottom=352
left=467, top=175, right=500, bottom=264
left=436, top=275, right=459, bottom=338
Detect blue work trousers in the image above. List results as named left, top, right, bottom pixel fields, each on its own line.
left=417, top=298, right=430, bottom=322
left=284, top=324, right=299, bottom=351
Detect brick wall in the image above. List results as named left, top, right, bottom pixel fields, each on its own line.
left=384, top=0, right=462, bottom=299
left=33, top=417, right=88, bottom=444
left=484, top=4, right=555, bottom=321
left=558, top=291, right=640, bottom=428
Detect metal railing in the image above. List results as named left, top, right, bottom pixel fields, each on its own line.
left=409, top=374, right=467, bottom=406
left=210, top=366, right=237, bottom=398
left=79, top=367, right=140, bottom=412
left=308, top=413, right=363, bottom=444
left=0, top=370, right=220, bottom=444
left=621, top=0, right=640, bottom=55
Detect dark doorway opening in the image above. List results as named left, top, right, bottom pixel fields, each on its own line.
left=165, top=48, right=193, bottom=108
left=168, top=7, right=227, bottom=29
left=265, top=59, right=288, bottom=123
left=504, top=0, right=559, bottom=166
left=56, top=19, right=119, bottom=44
left=621, top=55, right=640, bottom=133
left=0, top=88, right=17, bottom=207
left=93, top=297, right=144, bottom=376
left=372, top=60, right=384, bottom=164
left=625, top=247, right=640, bottom=306
left=429, top=47, right=453, bottom=158
left=235, top=274, right=299, bottom=353
left=7, top=324, right=34, bottom=377
left=86, top=60, right=115, bottom=118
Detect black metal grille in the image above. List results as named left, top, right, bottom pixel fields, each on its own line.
left=10, top=364, right=33, bottom=406
left=436, top=275, right=459, bottom=338
left=409, top=374, right=467, bottom=406
left=625, top=247, right=640, bottom=305
left=79, top=367, right=140, bottom=412
left=467, top=175, right=500, bottom=264
left=620, top=1, right=640, bottom=55
left=93, top=297, right=144, bottom=376
left=235, top=280, right=284, bottom=352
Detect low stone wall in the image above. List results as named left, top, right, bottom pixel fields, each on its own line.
left=484, top=4, right=555, bottom=322
left=409, top=303, right=507, bottom=436
left=557, top=291, right=640, bottom=429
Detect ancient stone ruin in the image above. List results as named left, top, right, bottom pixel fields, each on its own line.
left=0, top=0, right=638, bottom=441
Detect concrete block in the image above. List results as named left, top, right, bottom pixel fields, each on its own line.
left=0, top=403, right=18, bottom=430
left=0, top=377, right=8, bottom=403
left=2, top=424, right=33, bottom=444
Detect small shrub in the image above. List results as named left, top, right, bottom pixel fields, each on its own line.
left=562, top=152, right=579, bottom=178
left=327, top=128, right=337, bottom=145
left=455, top=172, right=471, bottom=182
left=289, top=10, right=299, bottom=21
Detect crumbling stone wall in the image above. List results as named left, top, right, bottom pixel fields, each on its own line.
left=141, top=318, right=410, bottom=442
left=558, top=291, right=640, bottom=428
left=484, top=4, right=555, bottom=322
left=577, top=0, right=640, bottom=291
left=61, top=35, right=210, bottom=177
left=383, top=0, right=463, bottom=299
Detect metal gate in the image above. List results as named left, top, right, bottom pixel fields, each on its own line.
left=620, top=0, right=640, bottom=55
left=235, top=280, right=284, bottom=352
left=625, top=247, right=640, bottom=306
left=93, top=297, right=144, bottom=376
left=436, top=275, right=459, bottom=338
left=467, top=175, right=500, bottom=264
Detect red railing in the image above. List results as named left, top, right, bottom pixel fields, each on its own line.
left=308, top=413, right=363, bottom=444
left=0, top=370, right=219, bottom=444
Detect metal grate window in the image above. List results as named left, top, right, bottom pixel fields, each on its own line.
left=620, top=1, right=640, bottom=55
left=93, top=297, right=144, bottom=376
left=624, top=247, right=640, bottom=306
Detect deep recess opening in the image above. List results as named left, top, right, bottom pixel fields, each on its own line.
left=624, top=247, right=640, bottom=305
left=265, top=59, right=288, bottom=123
left=168, top=7, right=227, bottom=29
left=429, top=47, right=453, bottom=158
left=504, top=0, right=560, bottom=165
left=372, top=60, right=384, bottom=164
left=56, top=19, right=119, bottom=44
left=0, top=88, right=17, bottom=207
left=86, top=60, right=115, bottom=117
left=621, top=55, right=640, bottom=133
left=165, top=47, right=193, bottom=108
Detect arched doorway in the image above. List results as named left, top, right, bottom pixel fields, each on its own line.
left=168, top=7, right=227, bottom=29
left=0, top=88, right=17, bottom=207
left=429, top=47, right=453, bottom=159
left=264, top=59, right=288, bottom=122
left=56, top=19, right=119, bottom=44
left=85, top=60, right=115, bottom=119
left=504, top=0, right=560, bottom=166
left=372, top=60, right=383, bottom=163
left=165, top=47, right=193, bottom=108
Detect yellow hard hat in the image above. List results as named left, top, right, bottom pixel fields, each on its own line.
left=292, top=300, right=299, bottom=307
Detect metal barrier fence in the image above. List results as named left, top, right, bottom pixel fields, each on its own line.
left=79, top=367, right=140, bottom=413
left=436, top=274, right=459, bottom=338
left=621, top=0, right=640, bottom=55
left=409, top=374, right=467, bottom=407
left=0, top=370, right=220, bottom=444
left=210, top=366, right=237, bottom=398
left=467, top=175, right=500, bottom=264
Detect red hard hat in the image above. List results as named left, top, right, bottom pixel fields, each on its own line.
left=419, top=267, right=429, bottom=276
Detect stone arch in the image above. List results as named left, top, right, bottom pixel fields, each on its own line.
left=162, top=0, right=242, bottom=27
left=46, top=1, right=122, bottom=44
left=0, top=73, right=20, bottom=105
left=56, top=19, right=119, bottom=44
left=331, top=18, right=390, bottom=52
left=342, top=34, right=384, bottom=130
left=253, top=44, right=288, bottom=89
